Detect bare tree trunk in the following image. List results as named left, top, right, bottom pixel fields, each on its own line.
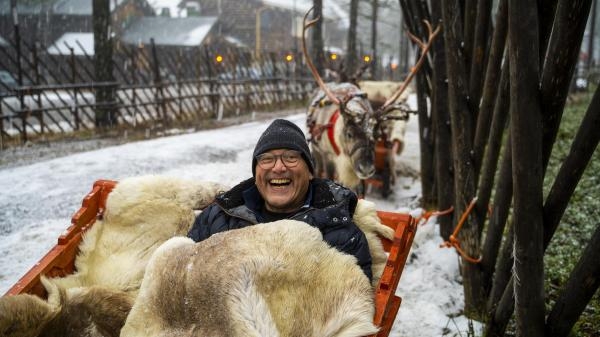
left=545, top=223, right=600, bottom=337
left=462, top=0, right=477, bottom=81
left=485, top=1, right=592, bottom=335
left=398, top=1, right=436, bottom=206
left=430, top=0, right=455, bottom=239
left=346, top=0, right=359, bottom=75
left=543, top=84, right=600, bottom=336
left=487, top=65, right=598, bottom=337
left=587, top=0, right=597, bottom=71
left=540, top=0, right=593, bottom=171
left=416, top=64, right=435, bottom=207
left=442, top=0, right=484, bottom=314
left=93, top=0, right=115, bottom=127
left=478, top=66, right=511, bottom=293
left=370, top=0, right=378, bottom=80
left=473, top=0, right=508, bottom=176
left=543, top=84, right=600, bottom=247
left=468, top=0, right=493, bottom=116
left=312, top=0, right=325, bottom=76
left=508, top=2, right=545, bottom=336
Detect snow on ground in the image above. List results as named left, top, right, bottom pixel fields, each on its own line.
left=0, top=111, right=481, bottom=336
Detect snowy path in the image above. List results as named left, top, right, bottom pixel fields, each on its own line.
left=0, top=113, right=479, bottom=336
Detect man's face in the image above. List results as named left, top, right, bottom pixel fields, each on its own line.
left=255, top=148, right=313, bottom=213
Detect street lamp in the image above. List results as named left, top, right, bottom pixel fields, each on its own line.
left=255, top=6, right=271, bottom=59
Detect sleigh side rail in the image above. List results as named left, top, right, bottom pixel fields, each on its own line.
left=371, top=211, right=417, bottom=337
left=4, top=180, right=117, bottom=297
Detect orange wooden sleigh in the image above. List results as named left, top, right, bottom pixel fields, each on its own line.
left=4, top=179, right=417, bottom=337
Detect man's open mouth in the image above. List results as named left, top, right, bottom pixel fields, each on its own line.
left=269, top=178, right=291, bottom=186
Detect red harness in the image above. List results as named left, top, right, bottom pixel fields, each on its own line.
left=308, top=109, right=341, bottom=156
left=327, top=110, right=341, bottom=155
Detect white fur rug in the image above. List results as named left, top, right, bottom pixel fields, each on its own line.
left=121, top=221, right=379, bottom=337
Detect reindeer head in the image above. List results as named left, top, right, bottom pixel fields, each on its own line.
left=337, top=85, right=377, bottom=179
left=303, top=7, right=440, bottom=185
left=303, top=11, right=377, bottom=181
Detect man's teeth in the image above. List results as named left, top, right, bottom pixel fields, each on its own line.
left=270, top=178, right=291, bottom=185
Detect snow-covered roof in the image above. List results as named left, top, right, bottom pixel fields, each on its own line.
left=121, top=16, right=218, bottom=47
left=47, top=32, right=94, bottom=55
left=0, top=1, right=48, bottom=14
left=52, top=0, right=125, bottom=15
left=261, top=0, right=349, bottom=27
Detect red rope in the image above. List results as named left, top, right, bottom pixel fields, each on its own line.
left=416, top=206, right=454, bottom=225
left=439, top=197, right=482, bottom=264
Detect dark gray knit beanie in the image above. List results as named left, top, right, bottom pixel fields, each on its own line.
left=252, top=119, right=315, bottom=176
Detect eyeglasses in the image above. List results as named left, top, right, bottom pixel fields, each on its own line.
left=256, top=150, right=302, bottom=169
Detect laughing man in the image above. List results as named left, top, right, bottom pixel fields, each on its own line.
left=187, top=119, right=372, bottom=281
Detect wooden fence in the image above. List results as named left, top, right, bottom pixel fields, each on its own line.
left=0, top=38, right=316, bottom=147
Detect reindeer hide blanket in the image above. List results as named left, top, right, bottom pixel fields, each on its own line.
left=120, top=220, right=379, bottom=337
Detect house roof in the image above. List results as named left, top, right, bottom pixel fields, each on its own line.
left=0, top=0, right=56, bottom=15
left=262, top=0, right=349, bottom=27
left=121, top=16, right=218, bottom=47
left=47, top=32, right=94, bottom=55
left=52, top=0, right=125, bottom=15
left=0, top=0, right=125, bottom=15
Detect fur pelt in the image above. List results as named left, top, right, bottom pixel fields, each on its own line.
left=121, top=221, right=379, bottom=337
left=353, top=199, right=395, bottom=286
left=50, top=175, right=227, bottom=294
left=357, top=81, right=412, bottom=108
left=0, top=277, right=133, bottom=337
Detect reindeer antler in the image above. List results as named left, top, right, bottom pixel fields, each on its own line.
left=377, top=20, right=441, bottom=113
left=302, top=7, right=341, bottom=105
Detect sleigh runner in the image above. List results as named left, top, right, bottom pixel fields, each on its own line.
left=5, top=179, right=417, bottom=337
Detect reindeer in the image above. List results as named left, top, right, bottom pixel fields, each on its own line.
left=303, top=7, right=440, bottom=194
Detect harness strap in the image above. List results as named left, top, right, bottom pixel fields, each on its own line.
left=328, top=110, right=341, bottom=156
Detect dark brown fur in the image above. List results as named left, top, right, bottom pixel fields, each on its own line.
left=0, top=286, right=133, bottom=337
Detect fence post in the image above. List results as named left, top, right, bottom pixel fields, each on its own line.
left=130, top=47, right=137, bottom=126
left=0, top=98, right=4, bottom=150
left=285, top=58, right=291, bottom=103
left=243, top=53, right=251, bottom=114
left=32, top=42, right=45, bottom=135
left=70, top=47, right=80, bottom=131
left=177, top=49, right=183, bottom=117
left=194, top=46, right=202, bottom=117
left=204, top=47, right=218, bottom=115
left=150, top=38, right=166, bottom=124
left=11, top=0, right=27, bottom=143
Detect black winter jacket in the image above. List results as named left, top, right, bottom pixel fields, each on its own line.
left=187, top=177, right=373, bottom=281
